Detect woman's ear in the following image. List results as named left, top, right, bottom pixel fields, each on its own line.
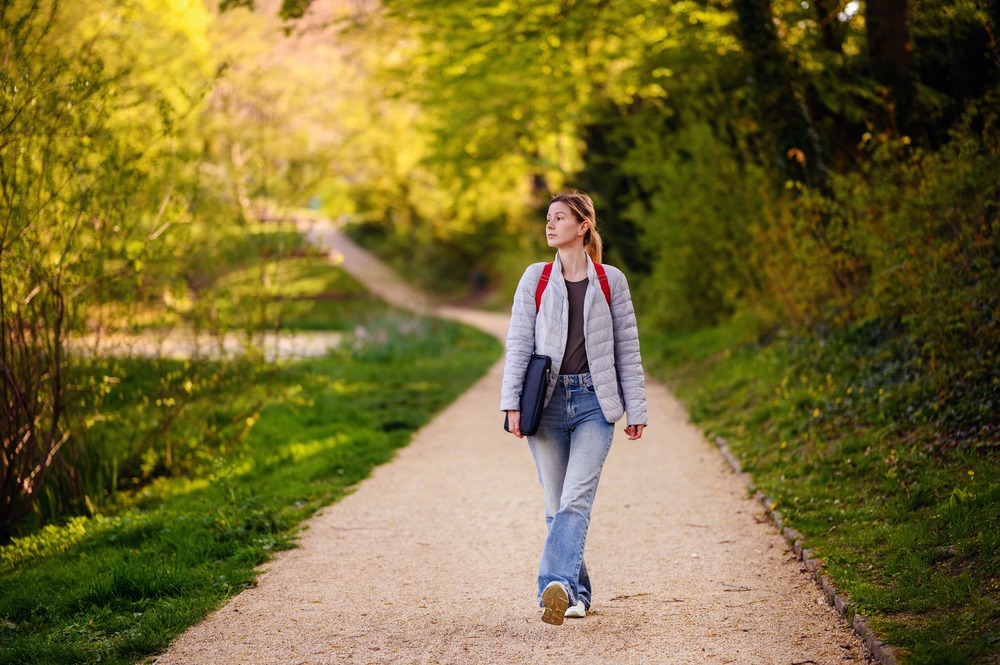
left=579, top=223, right=589, bottom=237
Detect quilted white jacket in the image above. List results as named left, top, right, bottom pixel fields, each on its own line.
left=500, top=253, right=647, bottom=426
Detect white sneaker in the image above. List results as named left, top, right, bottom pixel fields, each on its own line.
left=564, top=600, right=587, bottom=618
left=540, top=581, right=569, bottom=625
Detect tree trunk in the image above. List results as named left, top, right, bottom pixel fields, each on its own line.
left=866, top=0, right=917, bottom=135
left=814, top=0, right=843, bottom=53
left=734, top=0, right=829, bottom=186
left=991, top=0, right=1000, bottom=44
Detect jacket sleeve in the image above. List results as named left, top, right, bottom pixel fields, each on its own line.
left=500, top=264, right=542, bottom=411
left=609, top=268, right=647, bottom=426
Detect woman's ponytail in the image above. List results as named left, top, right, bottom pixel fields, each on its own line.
left=584, top=227, right=603, bottom=265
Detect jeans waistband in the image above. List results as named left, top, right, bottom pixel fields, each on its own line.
left=557, top=372, right=593, bottom=389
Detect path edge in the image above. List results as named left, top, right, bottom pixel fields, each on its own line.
left=713, top=434, right=900, bottom=665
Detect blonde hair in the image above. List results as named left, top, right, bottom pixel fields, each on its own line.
left=550, top=190, right=603, bottom=264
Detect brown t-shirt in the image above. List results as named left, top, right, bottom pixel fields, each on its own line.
left=561, top=278, right=590, bottom=375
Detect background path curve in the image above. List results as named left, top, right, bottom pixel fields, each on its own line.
left=296, top=216, right=511, bottom=340
left=155, top=220, right=869, bottom=664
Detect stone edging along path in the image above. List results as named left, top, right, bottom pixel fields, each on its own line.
left=714, top=435, right=899, bottom=665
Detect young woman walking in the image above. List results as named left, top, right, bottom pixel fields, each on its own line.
left=501, top=190, right=647, bottom=625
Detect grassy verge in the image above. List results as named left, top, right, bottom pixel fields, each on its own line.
left=643, top=318, right=999, bottom=665
left=210, top=250, right=391, bottom=331
left=30, top=234, right=407, bottom=529
left=0, top=315, right=501, bottom=665
left=125, top=221, right=393, bottom=331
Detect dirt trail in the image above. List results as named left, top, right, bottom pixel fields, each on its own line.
left=155, top=220, right=867, bottom=664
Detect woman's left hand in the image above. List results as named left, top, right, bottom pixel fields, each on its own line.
left=624, top=424, right=645, bottom=440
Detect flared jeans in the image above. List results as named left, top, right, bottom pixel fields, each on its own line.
left=527, top=372, right=615, bottom=610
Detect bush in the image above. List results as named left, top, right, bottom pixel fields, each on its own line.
left=748, top=115, right=1000, bottom=444
left=622, top=117, right=768, bottom=331
left=0, top=0, right=212, bottom=536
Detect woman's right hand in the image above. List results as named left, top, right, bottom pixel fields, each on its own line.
left=506, top=410, right=525, bottom=439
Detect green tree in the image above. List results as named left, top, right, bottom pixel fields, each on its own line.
left=0, top=0, right=213, bottom=534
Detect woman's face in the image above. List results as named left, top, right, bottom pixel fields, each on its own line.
left=545, top=201, right=586, bottom=249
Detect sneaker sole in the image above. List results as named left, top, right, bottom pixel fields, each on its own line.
left=541, top=582, right=569, bottom=626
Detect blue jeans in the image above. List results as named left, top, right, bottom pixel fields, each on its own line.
left=527, top=372, right=615, bottom=610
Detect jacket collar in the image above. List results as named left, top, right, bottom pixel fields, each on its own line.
left=551, top=252, right=596, bottom=289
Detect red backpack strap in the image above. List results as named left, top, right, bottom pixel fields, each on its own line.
left=536, top=262, right=611, bottom=310
left=595, top=263, right=612, bottom=307
left=535, top=262, right=554, bottom=311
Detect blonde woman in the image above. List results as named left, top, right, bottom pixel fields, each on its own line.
left=501, top=190, right=647, bottom=625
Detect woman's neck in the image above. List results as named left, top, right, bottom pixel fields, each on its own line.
left=558, top=249, right=589, bottom=282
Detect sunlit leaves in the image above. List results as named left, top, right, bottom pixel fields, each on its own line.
left=0, top=0, right=218, bottom=531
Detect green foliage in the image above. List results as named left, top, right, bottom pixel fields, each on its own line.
left=17, top=241, right=394, bottom=533
left=0, top=0, right=214, bottom=535
left=164, top=221, right=386, bottom=332
left=53, top=357, right=275, bottom=518
left=1, top=0, right=401, bottom=533
left=201, top=5, right=372, bottom=220
left=0, top=316, right=500, bottom=665
left=735, top=0, right=832, bottom=185
left=742, top=119, right=1000, bottom=445
left=222, top=0, right=1000, bottom=323
left=618, top=117, right=768, bottom=329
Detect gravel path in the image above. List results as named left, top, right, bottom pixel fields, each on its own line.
left=154, top=220, right=868, bottom=664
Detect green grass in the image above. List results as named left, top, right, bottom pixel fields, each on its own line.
left=121, top=220, right=390, bottom=331
left=644, top=317, right=1000, bottom=664
left=0, top=315, right=501, bottom=665
left=210, top=254, right=391, bottom=330
left=29, top=237, right=416, bottom=527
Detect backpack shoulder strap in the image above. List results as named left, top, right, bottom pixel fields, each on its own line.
left=595, top=263, right=612, bottom=307
left=534, top=262, right=554, bottom=311
left=536, top=262, right=612, bottom=310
